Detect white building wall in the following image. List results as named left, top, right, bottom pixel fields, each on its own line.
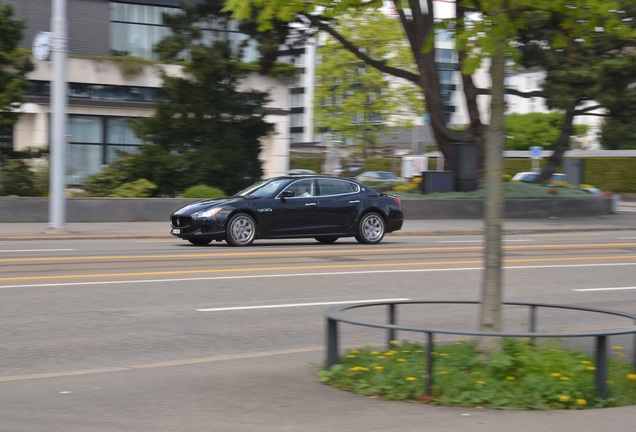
left=16, top=57, right=291, bottom=177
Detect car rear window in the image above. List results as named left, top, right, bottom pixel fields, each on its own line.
left=317, top=178, right=359, bottom=196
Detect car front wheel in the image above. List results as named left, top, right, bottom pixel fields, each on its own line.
left=355, top=212, right=385, bottom=244
left=226, top=213, right=256, bottom=246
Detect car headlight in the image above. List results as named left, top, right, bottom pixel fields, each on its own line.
left=194, top=207, right=223, bottom=219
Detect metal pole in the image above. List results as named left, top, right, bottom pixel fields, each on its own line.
left=326, top=317, right=339, bottom=369
left=387, top=303, right=396, bottom=348
left=48, top=0, right=68, bottom=232
left=594, top=335, right=609, bottom=400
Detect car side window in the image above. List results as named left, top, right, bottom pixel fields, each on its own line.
left=317, top=178, right=359, bottom=196
left=286, top=179, right=315, bottom=197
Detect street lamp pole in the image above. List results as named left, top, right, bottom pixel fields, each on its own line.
left=48, top=0, right=68, bottom=232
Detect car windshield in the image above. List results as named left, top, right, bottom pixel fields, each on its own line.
left=236, top=178, right=288, bottom=198
left=378, top=172, right=397, bottom=179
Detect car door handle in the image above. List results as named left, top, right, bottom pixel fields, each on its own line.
left=305, top=202, right=317, bottom=206
left=349, top=200, right=360, bottom=203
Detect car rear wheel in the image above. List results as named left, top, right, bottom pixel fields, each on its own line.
left=188, top=237, right=212, bottom=246
left=226, top=213, right=256, bottom=246
left=355, top=212, right=385, bottom=244
left=315, top=236, right=338, bottom=244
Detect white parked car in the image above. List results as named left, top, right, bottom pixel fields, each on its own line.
left=511, top=172, right=567, bottom=183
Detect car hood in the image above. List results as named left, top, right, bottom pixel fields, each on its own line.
left=173, top=196, right=250, bottom=215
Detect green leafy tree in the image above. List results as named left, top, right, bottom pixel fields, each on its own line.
left=129, top=41, right=274, bottom=196
left=0, top=4, right=33, bottom=155
left=514, top=0, right=636, bottom=178
left=223, top=0, right=635, bottom=345
left=505, top=113, right=587, bottom=151
left=314, top=9, right=423, bottom=158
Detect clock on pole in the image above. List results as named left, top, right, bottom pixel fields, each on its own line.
left=32, top=31, right=53, bottom=61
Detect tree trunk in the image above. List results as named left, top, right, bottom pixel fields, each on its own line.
left=477, top=34, right=506, bottom=352
left=535, top=105, right=576, bottom=182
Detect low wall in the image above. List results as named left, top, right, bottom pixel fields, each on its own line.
left=0, top=196, right=612, bottom=222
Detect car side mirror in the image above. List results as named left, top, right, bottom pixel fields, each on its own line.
left=281, top=190, right=295, bottom=199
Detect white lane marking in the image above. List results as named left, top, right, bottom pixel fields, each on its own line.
left=196, top=298, right=410, bottom=312
left=0, top=262, right=635, bottom=290
left=574, top=286, right=636, bottom=292
left=0, top=249, right=75, bottom=253
left=618, top=237, right=636, bottom=240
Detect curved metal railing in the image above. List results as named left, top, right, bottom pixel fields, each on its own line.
left=325, top=300, right=636, bottom=399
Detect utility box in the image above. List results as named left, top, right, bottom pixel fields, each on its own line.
left=452, top=142, right=478, bottom=192
left=421, top=171, right=455, bottom=194
left=564, top=159, right=585, bottom=186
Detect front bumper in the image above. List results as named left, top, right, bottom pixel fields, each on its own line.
left=170, top=215, right=225, bottom=239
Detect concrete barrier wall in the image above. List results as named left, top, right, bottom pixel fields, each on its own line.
left=0, top=196, right=612, bottom=222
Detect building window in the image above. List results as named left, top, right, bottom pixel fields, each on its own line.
left=29, top=81, right=166, bottom=102
left=0, top=125, right=13, bottom=153
left=291, top=113, right=304, bottom=127
left=110, top=2, right=180, bottom=60
left=67, top=115, right=143, bottom=185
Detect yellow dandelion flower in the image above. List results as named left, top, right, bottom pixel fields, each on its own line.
left=559, top=395, right=570, bottom=402
left=416, top=350, right=424, bottom=353
left=350, top=350, right=360, bottom=354
left=472, top=371, right=481, bottom=375
left=455, top=340, right=466, bottom=344
left=389, top=340, right=399, bottom=345
left=349, top=366, right=362, bottom=371
left=360, top=367, right=369, bottom=371
left=586, top=366, right=596, bottom=371
left=374, top=366, right=384, bottom=372
left=439, top=371, right=449, bottom=375
left=505, top=376, right=516, bottom=381
left=346, top=354, right=356, bottom=359
left=370, top=351, right=380, bottom=355
left=397, top=358, right=407, bottom=362
left=401, top=349, right=411, bottom=353
left=627, top=374, right=636, bottom=380
left=475, top=380, right=486, bottom=385
left=581, top=360, right=590, bottom=364
left=613, top=346, right=623, bottom=350
left=560, top=377, right=571, bottom=381
left=406, top=376, right=417, bottom=381
left=550, top=373, right=561, bottom=378
left=576, top=399, right=588, bottom=405
left=378, top=356, right=386, bottom=359
left=439, top=353, right=448, bottom=357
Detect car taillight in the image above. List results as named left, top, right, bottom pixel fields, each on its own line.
left=393, top=197, right=401, bottom=205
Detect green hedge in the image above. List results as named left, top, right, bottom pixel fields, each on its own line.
left=291, top=156, right=636, bottom=193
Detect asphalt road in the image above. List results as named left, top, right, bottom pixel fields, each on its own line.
left=2, top=232, right=636, bottom=431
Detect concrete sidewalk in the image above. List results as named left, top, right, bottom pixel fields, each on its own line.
left=1, top=208, right=635, bottom=240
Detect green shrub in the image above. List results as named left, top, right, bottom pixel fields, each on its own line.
left=0, top=159, right=48, bottom=196
left=180, top=184, right=226, bottom=198
left=110, top=179, right=157, bottom=197
left=82, top=164, right=128, bottom=197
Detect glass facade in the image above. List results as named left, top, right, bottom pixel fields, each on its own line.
left=29, top=81, right=166, bottom=102
left=109, top=2, right=179, bottom=60
left=66, top=115, right=143, bottom=185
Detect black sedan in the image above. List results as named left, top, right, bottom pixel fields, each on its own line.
left=170, top=175, right=404, bottom=246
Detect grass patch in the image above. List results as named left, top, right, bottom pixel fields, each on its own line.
left=317, top=339, right=636, bottom=410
